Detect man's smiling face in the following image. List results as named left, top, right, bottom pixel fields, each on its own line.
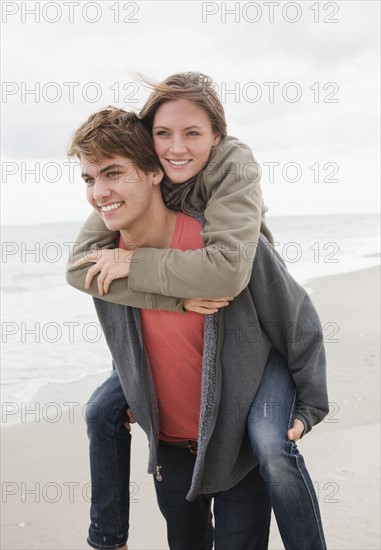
left=81, top=155, right=162, bottom=233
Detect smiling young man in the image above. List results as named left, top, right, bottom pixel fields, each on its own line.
left=81, top=157, right=175, bottom=248
left=68, top=107, right=328, bottom=550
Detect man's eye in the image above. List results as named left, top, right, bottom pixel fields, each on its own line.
left=84, top=178, right=94, bottom=185
left=107, top=171, right=120, bottom=178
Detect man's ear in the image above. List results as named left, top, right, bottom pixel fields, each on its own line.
left=152, top=168, right=164, bottom=186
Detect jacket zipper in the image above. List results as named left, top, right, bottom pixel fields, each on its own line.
left=200, top=310, right=225, bottom=451
left=187, top=309, right=225, bottom=499
left=134, top=309, right=162, bottom=481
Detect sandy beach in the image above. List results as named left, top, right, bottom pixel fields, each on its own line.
left=1, top=265, right=380, bottom=550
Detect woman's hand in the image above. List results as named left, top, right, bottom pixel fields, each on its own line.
left=287, top=419, right=305, bottom=442
left=124, top=408, right=137, bottom=432
left=72, top=249, right=134, bottom=296
left=183, top=297, right=233, bottom=315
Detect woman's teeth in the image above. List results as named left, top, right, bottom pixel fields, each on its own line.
left=168, top=160, right=190, bottom=166
left=100, top=202, right=123, bottom=212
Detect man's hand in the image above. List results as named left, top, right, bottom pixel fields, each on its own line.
left=124, top=408, right=137, bottom=432
left=72, top=249, right=134, bottom=296
left=287, top=419, right=305, bottom=442
left=183, top=297, right=233, bottom=315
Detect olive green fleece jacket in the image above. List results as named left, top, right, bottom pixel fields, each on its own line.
left=66, top=136, right=273, bottom=311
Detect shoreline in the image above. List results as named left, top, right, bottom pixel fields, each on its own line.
left=1, top=265, right=380, bottom=549
left=1, top=371, right=110, bottom=429
left=3, top=260, right=380, bottom=418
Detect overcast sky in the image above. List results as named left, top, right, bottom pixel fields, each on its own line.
left=1, top=0, right=380, bottom=225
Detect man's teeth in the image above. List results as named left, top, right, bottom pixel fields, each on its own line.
left=100, top=202, right=123, bottom=212
left=168, top=160, right=190, bottom=166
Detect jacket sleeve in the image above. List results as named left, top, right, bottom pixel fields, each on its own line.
left=129, top=137, right=272, bottom=298
left=249, top=239, right=329, bottom=434
left=65, top=210, right=185, bottom=312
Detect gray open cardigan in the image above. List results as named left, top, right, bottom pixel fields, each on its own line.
left=93, top=235, right=329, bottom=501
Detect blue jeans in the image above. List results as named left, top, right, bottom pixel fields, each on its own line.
left=248, top=348, right=327, bottom=550
left=86, top=371, right=131, bottom=550
left=153, top=442, right=271, bottom=550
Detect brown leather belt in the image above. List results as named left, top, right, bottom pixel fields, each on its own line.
left=160, top=440, right=198, bottom=454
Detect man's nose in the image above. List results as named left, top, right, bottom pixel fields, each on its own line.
left=92, top=177, right=111, bottom=201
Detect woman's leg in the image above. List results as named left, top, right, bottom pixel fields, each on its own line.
left=85, top=370, right=131, bottom=550
left=247, top=348, right=327, bottom=550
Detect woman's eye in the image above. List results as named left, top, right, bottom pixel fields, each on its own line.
left=187, top=131, right=200, bottom=137
left=155, top=130, right=169, bottom=137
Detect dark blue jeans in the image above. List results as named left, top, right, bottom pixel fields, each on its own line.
left=154, top=442, right=271, bottom=550
left=86, top=371, right=131, bottom=550
left=248, top=348, right=327, bottom=550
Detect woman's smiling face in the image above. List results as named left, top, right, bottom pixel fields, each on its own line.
left=152, top=98, right=221, bottom=184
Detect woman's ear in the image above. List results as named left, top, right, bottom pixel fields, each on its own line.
left=212, top=133, right=222, bottom=147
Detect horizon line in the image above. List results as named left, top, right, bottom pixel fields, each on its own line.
left=1, top=211, right=380, bottom=229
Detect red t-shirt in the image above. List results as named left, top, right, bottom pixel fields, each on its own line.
left=122, top=213, right=205, bottom=441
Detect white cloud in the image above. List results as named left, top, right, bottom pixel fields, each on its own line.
left=1, top=0, right=380, bottom=224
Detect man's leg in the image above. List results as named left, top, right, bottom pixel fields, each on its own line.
left=153, top=443, right=214, bottom=550
left=247, top=348, right=327, bottom=550
left=86, top=370, right=131, bottom=550
left=213, top=465, right=271, bottom=550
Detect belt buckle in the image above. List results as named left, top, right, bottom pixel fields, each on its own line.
left=187, top=440, right=197, bottom=454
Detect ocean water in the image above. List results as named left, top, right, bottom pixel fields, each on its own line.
left=1, top=214, right=380, bottom=408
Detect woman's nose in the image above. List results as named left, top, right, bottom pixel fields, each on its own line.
left=168, top=136, right=187, bottom=155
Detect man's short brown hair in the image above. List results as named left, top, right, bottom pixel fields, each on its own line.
left=67, top=107, right=162, bottom=174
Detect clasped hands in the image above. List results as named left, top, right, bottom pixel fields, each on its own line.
left=73, top=249, right=234, bottom=314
